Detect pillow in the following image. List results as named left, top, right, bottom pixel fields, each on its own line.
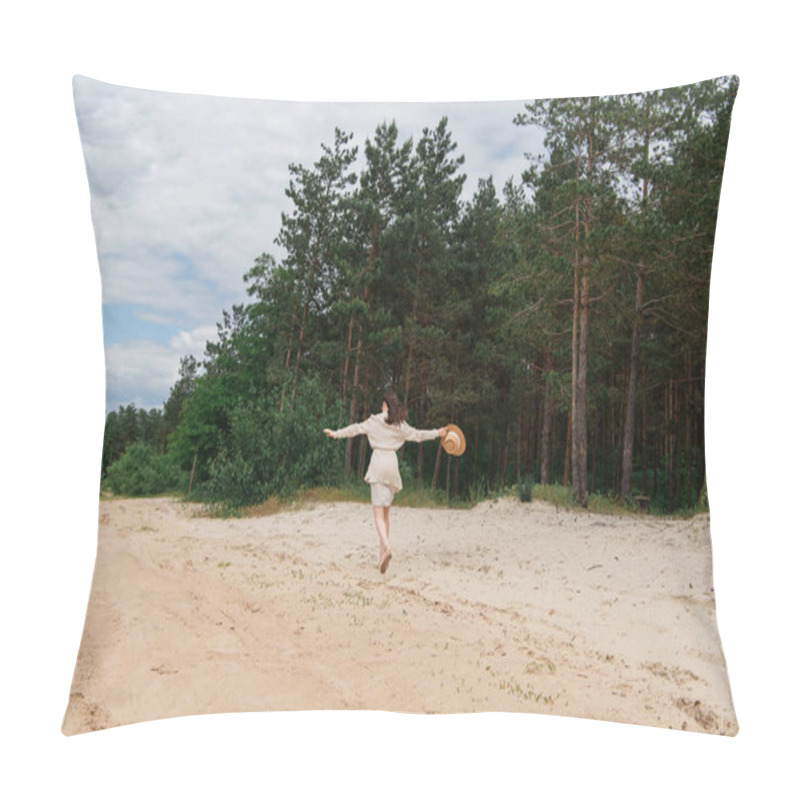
left=64, top=75, right=738, bottom=736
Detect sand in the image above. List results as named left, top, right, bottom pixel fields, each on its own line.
left=62, top=496, right=738, bottom=736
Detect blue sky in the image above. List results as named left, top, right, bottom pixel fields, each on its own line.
left=73, top=76, right=545, bottom=412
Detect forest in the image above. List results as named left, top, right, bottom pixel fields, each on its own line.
left=101, top=76, right=738, bottom=514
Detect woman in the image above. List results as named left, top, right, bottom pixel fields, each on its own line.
left=324, top=391, right=446, bottom=574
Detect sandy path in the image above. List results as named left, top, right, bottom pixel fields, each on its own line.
left=63, top=496, right=737, bottom=735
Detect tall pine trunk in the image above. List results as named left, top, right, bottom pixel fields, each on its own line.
left=344, top=225, right=377, bottom=474
left=569, top=198, right=580, bottom=492
left=621, top=265, right=644, bottom=498
left=573, top=273, right=590, bottom=506
left=432, top=438, right=443, bottom=490
left=416, top=356, right=428, bottom=485
left=345, top=330, right=364, bottom=475
left=642, top=364, right=649, bottom=496
left=540, top=353, right=553, bottom=485
left=571, top=115, right=594, bottom=508
left=622, top=99, right=651, bottom=500
left=471, top=423, right=479, bottom=498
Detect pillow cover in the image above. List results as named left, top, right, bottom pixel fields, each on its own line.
left=64, top=75, right=738, bottom=736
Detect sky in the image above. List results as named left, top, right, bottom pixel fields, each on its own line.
left=73, top=76, right=545, bottom=412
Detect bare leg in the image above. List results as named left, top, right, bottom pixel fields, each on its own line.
left=373, top=506, right=392, bottom=573
left=373, top=506, right=389, bottom=552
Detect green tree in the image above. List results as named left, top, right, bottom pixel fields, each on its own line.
left=404, top=117, right=466, bottom=483
left=275, top=128, right=359, bottom=400
left=515, top=96, right=621, bottom=505
left=338, top=121, right=416, bottom=473
left=167, top=372, right=231, bottom=487
left=163, top=355, right=199, bottom=438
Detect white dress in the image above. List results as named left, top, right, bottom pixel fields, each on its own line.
left=330, top=413, right=439, bottom=504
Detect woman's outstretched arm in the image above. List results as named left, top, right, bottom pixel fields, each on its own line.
left=324, top=420, right=370, bottom=439
left=401, top=422, right=447, bottom=442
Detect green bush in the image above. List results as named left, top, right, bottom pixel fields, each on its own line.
left=208, top=451, right=263, bottom=508
left=104, top=442, right=184, bottom=496
left=205, top=375, right=344, bottom=510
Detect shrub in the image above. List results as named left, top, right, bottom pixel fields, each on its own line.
left=205, top=375, right=344, bottom=510
left=208, top=451, right=263, bottom=508
left=104, top=442, right=184, bottom=496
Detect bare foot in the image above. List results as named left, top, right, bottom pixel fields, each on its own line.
left=379, top=547, right=392, bottom=574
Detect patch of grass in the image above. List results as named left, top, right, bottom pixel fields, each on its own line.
left=587, top=493, right=631, bottom=516
left=199, top=490, right=343, bottom=519
left=498, top=676, right=559, bottom=705
left=298, top=482, right=370, bottom=505
left=506, top=481, right=701, bottom=519
left=528, top=483, right=574, bottom=509
left=342, top=589, right=373, bottom=608
left=190, top=471, right=705, bottom=521
left=100, top=490, right=182, bottom=502
left=239, top=496, right=287, bottom=517
left=393, top=486, right=451, bottom=509
left=198, top=477, right=480, bottom=518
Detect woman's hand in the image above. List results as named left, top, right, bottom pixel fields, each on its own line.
left=437, top=427, right=447, bottom=438
left=323, top=428, right=335, bottom=438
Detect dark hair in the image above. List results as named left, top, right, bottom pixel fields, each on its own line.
left=383, top=391, right=407, bottom=426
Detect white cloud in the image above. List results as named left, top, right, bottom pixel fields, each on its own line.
left=77, top=79, right=538, bottom=292
left=74, top=77, right=542, bottom=412
left=105, top=324, right=218, bottom=410
left=168, top=325, right=218, bottom=354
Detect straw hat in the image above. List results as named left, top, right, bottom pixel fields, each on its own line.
left=441, top=424, right=466, bottom=457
